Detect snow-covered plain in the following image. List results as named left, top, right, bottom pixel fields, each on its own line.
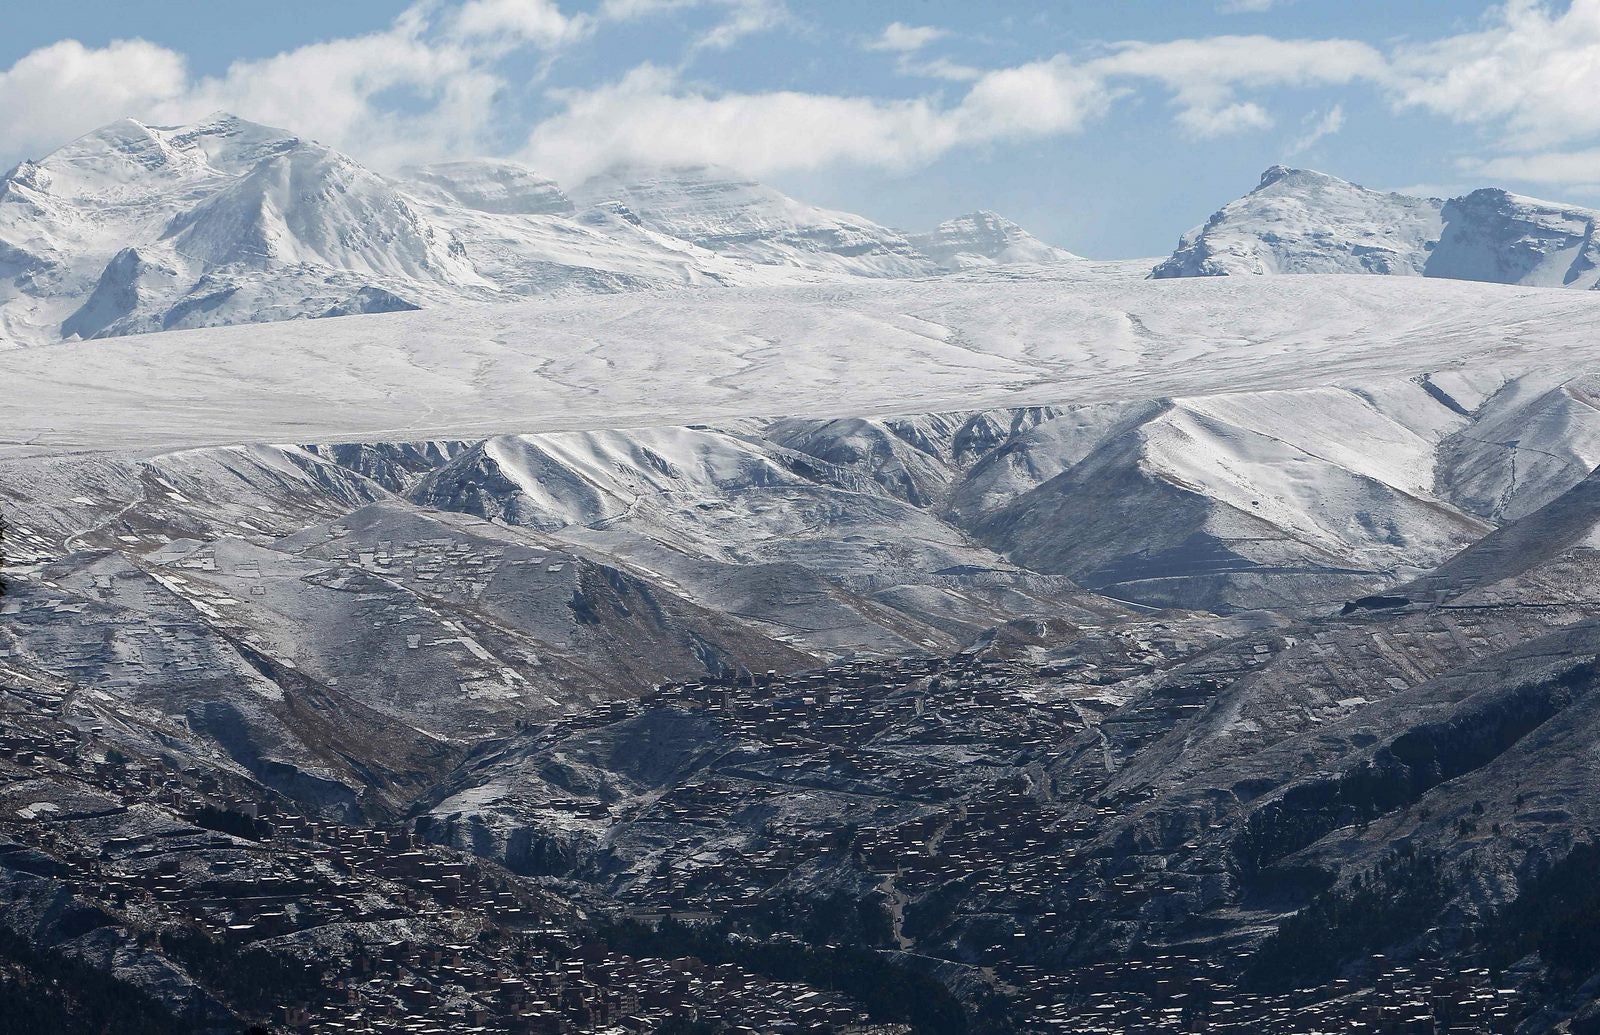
left=6, top=266, right=1600, bottom=460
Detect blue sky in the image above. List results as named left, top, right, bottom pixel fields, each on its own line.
left=3, top=1, right=1598, bottom=257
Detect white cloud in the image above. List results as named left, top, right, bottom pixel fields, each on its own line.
left=897, top=57, right=984, bottom=82
left=1090, top=35, right=1383, bottom=138
left=595, top=0, right=787, bottom=52
left=1392, top=0, right=1600, bottom=149
left=1462, top=148, right=1600, bottom=185
left=520, top=58, right=1109, bottom=182
left=866, top=21, right=980, bottom=81
left=693, top=0, right=788, bottom=51
left=1177, top=101, right=1273, bottom=137
left=14, top=0, right=1600, bottom=198
left=0, top=40, right=189, bottom=161
left=868, top=23, right=950, bottom=53
left=1287, top=103, right=1345, bottom=154
left=0, top=1, right=596, bottom=172
left=450, top=0, right=593, bottom=48
left=180, top=27, right=508, bottom=170
left=1218, top=0, right=1279, bottom=12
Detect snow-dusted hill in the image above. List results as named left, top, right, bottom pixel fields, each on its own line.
left=1153, top=166, right=1600, bottom=289
left=0, top=116, right=1075, bottom=347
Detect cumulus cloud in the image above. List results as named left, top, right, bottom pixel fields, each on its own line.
left=1392, top=0, right=1600, bottom=149
left=1177, top=101, right=1274, bottom=137
left=694, top=0, right=788, bottom=50
left=0, top=1, right=593, bottom=171
left=594, top=0, right=787, bottom=52
left=866, top=21, right=981, bottom=81
left=9, top=0, right=1600, bottom=195
left=0, top=40, right=189, bottom=161
left=181, top=26, right=509, bottom=170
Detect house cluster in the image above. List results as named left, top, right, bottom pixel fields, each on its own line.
left=1014, top=953, right=1523, bottom=1032
left=0, top=698, right=887, bottom=1033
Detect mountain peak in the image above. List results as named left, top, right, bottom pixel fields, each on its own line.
left=160, top=112, right=304, bottom=175
left=1156, top=165, right=1600, bottom=289
left=1252, top=165, right=1356, bottom=193
left=33, top=117, right=208, bottom=196
left=1153, top=166, right=1443, bottom=279
left=910, top=211, right=1078, bottom=270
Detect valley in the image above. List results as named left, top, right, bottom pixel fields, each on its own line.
left=9, top=111, right=1600, bottom=1034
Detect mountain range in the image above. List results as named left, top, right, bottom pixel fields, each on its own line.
left=14, top=113, right=1600, bottom=1031
left=15, top=113, right=1600, bottom=353
left=0, top=114, right=1076, bottom=348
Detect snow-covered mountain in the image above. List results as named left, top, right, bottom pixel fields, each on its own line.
left=0, top=116, right=1076, bottom=347
left=1427, top=187, right=1600, bottom=288
left=570, top=163, right=938, bottom=277
left=908, top=210, right=1079, bottom=270
left=1152, top=165, right=1600, bottom=289
left=398, top=159, right=575, bottom=216
left=1150, top=166, right=1443, bottom=278
left=0, top=114, right=492, bottom=345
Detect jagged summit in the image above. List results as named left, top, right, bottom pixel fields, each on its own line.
left=162, top=140, right=483, bottom=286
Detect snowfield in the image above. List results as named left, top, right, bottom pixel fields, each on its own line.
left=6, top=266, right=1600, bottom=460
